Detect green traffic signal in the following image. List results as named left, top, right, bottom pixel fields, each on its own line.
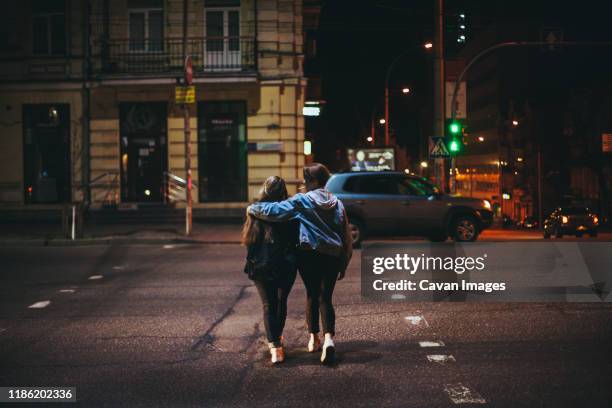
left=449, top=121, right=461, bottom=134
left=449, top=139, right=460, bottom=152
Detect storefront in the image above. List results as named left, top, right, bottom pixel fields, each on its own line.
left=119, top=102, right=168, bottom=202
left=197, top=101, right=247, bottom=202
left=23, top=104, right=71, bottom=204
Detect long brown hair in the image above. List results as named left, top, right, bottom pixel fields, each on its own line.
left=241, top=176, right=289, bottom=245
left=303, top=163, right=331, bottom=190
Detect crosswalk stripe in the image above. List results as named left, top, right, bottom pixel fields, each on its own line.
left=445, top=383, right=486, bottom=404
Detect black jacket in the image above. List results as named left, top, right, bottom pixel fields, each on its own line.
left=244, top=220, right=297, bottom=281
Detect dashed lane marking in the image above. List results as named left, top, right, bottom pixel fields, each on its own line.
left=405, top=315, right=429, bottom=327
left=28, top=301, right=51, bottom=309
left=444, top=383, right=486, bottom=404
left=427, top=354, right=456, bottom=364
left=419, top=340, right=445, bottom=347
left=0, top=328, right=6, bottom=334
left=88, top=275, right=104, bottom=280
left=163, top=245, right=175, bottom=249
left=59, top=289, right=76, bottom=294
left=112, top=266, right=124, bottom=270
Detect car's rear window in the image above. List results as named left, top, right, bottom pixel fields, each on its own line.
left=561, top=207, right=588, bottom=215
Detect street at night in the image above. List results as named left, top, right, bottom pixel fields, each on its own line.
left=1, top=241, right=612, bottom=407
left=2, top=0, right=612, bottom=406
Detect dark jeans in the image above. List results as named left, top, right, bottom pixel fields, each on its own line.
left=253, top=269, right=297, bottom=347
left=298, top=252, right=341, bottom=336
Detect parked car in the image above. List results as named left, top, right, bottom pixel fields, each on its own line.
left=543, top=207, right=599, bottom=238
left=518, top=216, right=539, bottom=229
left=325, top=171, right=494, bottom=246
left=501, top=214, right=516, bottom=228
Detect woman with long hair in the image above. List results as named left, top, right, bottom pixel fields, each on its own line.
left=242, top=176, right=297, bottom=364
left=247, top=164, right=352, bottom=365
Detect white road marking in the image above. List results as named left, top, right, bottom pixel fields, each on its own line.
left=445, top=383, right=486, bottom=404
left=112, top=266, right=124, bottom=270
left=28, top=300, right=51, bottom=309
left=419, top=340, right=445, bottom=347
left=59, top=289, right=75, bottom=294
left=0, top=328, right=6, bottom=334
left=163, top=245, right=175, bottom=249
left=404, top=315, right=429, bottom=327
left=391, top=293, right=406, bottom=300
left=88, top=275, right=104, bottom=280
left=427, top=354, right=456, bottom=364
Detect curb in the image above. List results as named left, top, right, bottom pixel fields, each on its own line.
left=0, top=237, right=242, bottom=247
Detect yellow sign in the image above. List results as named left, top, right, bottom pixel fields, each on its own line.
left=175, top=85, right=195, bottom=104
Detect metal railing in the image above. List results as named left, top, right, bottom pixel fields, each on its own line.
left=89, top=172, right=119, bottom=207
left=98, top=37, right=256, bottom=75
left=164, top=171, right=196, bottom=204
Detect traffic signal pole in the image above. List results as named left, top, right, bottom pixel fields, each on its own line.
left=433, top=0, right=446, bottom=191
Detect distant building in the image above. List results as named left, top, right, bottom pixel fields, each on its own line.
left=0, top=0, right=319, bottom=216
left=450, top=20, right=612, bottom=222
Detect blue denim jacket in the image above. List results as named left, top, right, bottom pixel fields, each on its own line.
left=247, top=189, right=353, bottom=269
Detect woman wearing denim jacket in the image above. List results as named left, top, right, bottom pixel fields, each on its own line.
left=248, top=163, right=353, bottom=365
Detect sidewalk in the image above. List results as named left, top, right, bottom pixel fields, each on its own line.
left=0, top=221, right=243, bottom=246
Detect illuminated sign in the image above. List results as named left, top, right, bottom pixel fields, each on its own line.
left=347, top=148, right=395, bottom=171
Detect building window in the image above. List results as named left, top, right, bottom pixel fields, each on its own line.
left=31, top=0, right=66, bottom=55
left=204, top=0, right=240, bottom=68
left=128, top=0, right=163, bottom=52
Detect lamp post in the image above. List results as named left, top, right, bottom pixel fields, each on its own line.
left=384, top=51, right=414, bottom=145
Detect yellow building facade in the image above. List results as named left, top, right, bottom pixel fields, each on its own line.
left=0, top=0, right=313, bottom=215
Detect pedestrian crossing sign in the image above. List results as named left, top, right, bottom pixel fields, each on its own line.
left=430, top=137, right=450, bottom=158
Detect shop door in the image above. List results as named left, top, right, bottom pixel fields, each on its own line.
left=120, top=102, right=167, bottom=202
left=23, top=104, right=71, bottom=203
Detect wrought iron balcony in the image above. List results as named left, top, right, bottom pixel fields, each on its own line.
left=96, top=37, right=256, bottom=75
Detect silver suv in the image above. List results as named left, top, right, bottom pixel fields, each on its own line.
left=326, top=171, right=494, bottom=246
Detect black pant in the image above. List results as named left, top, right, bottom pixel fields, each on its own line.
left=253, top=269, right=297, bottom=347
left=298, top=252, right=341, bottom=336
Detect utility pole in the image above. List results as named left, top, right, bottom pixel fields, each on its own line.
left=182, top=0, right=193, bottom=235
left=384, top=85, right=389, bottom=145
left=433, top=0, right=446, bottom=191
left=537, top=149, right=543, bottom=229
left=82, top=0, right=91, bottom=208
left=371, top=111, right=375, bottom=145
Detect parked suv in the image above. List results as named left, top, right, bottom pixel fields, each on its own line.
left=326, top=171, right=493, bottom=246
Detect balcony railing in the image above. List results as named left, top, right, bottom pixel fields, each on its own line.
left=97, top=37, right=256, bottom=75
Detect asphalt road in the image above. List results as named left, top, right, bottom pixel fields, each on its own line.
left=1, top=243, right=611, bottom=407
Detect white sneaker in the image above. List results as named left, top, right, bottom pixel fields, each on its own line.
left=270, top=347, right=285, bottom=364
left=307, top=334, right=321, bottom=352
left=321, top=335, right=335, bottom=365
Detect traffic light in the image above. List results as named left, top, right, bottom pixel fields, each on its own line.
left=457, top=13, right=467, bottom=44
left=449, top=121, right=461, bottom=135
left=449, top=139, right=460, bottom=153
left=445, top=119, right=466, bottom=155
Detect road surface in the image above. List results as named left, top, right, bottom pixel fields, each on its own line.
left=1, top=243, right=611, bottom=407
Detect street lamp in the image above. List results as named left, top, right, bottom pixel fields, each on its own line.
left=478, top=136, right=485, bottom=142
left=379, top=118, right=386, bottom=125
left=420, top=161, right=428, bottom=168
left=367, top=136, right=373, bottom=142
left=512, top=119, right=519, bottom=126
left=402, top=87, right=411, bottom=94
left=424, top=42, right=433, bottom=49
